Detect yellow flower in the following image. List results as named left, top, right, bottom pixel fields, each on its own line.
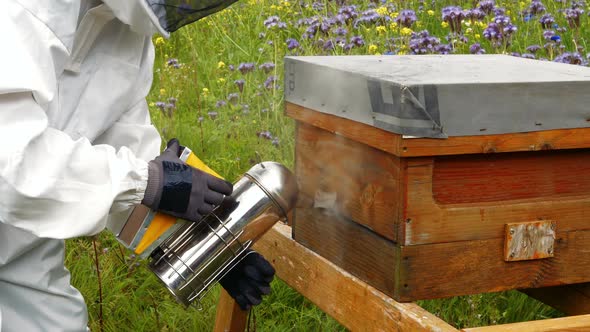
left=416, top=21, right=423, bottom=28
left=248, top=0, right=256, bottom=5
left=376, top=6, right=388, bottom=16
left=475, top=34, right=481, bottom=40
left=217, top=61, right=226, bottom=69
left=155, top=37, right=165, bottom=46
left=427, top=10, right=435, bottom=16
left=149, top=102, right=155, bottom=107
left=389, top=12, right=398, bottom=18
left=159, top=88, right=166, bottom=96
left=398, top=50, right=407, bottom=55
left=277, top=5, right=283, bottom=10
left=270, top=4, right=277, bottom=9
left=401, top=27, right=413, bottom=36
left=368, top=44, right=378, bottom=54
left=217, top=78, right=226, bottom=84
left=202, top=88, right=209, bottom=96
left=282, top=0, right=291, bottom=6
left=466, top=28, right=473, bottom=34
left=464, top=21, right=471, bottom=27
left=389, top=22, right=398, bottom=30
left=376, top=25, right=387, bottom=34
left=506, top=10, right=511, bottom=15
left=441, top=21, right=449, bottom=28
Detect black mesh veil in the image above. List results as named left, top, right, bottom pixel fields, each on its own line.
left=146, top=0, right=239, bottom=32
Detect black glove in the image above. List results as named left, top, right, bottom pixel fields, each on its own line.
left=219, top=250, right=275, bottom=310
left=142, top=138, right=233, bottom=222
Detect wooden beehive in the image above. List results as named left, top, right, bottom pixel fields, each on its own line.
left=285, top=55, right=590, bottom=302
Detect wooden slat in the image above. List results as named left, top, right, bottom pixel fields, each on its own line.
left=295, top=121, right=402, bottom=241
left=286, top=102, right=590, bottom=157
left=213, top=289, right=248, bottom=332
left=292, top=207, right=398, bottom=296
left=432, top=150, right=590, bottom=204
left=253, top=223, right=458, bottom=332
left=395, top=230, right=590, bottom=301
left=404, top=158, right=590, bottom=245
left=522, top=283, right=590, bottom=315
left=288, top=102, right=402, bottom=155
left=462, top=314, right=590, bottom=332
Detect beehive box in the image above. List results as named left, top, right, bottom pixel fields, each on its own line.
left=285, top=55, right=590, bottom=302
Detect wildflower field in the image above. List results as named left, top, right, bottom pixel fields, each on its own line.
left=67, top=0, right=589, bottom=330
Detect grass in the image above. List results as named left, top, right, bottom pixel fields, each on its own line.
left=65, top=0, right=587, bottom=330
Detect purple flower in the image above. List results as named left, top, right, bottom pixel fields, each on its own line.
left=554, top=52, right=588, bottom=66
left=543, top=29, right=556, bottom=40
left=215, top=100, right=227, bottom=108
left=227, top=93, right=239, bottom=104
left=238, top=63, right=255, bottom=74
left=166, top=58, right=181, bottom=69
left=409, top=30, right=441, bottom=54
left=338, top=5, right=359, bottom=23
left=521, top=53, right=536, bottom=59
left=539, top=14, right=555, bottom=29
left=350, top=35, right=365, bottom=47
left=207, top=111, right=218, bottom=119
left=526, top=44, right=541, bottom=53
left=395, top=10, right=417, bottom=28
left=258, top=32, right=266, bottom=39
left=286, top=38, right=300, bottom=50
left=264, top=76, right=279, bottom=90
left=565, top=8, right=584, bottom=28
left=493, top=7, right=506, bottom=16
left=466, top=9, right=486, bottom=21
left=228, top=64, right=235, bottom=71
left=477, top=0, right=495, bottom=15
left=272, top=138, right=280, bottom=147
left=442, top=6, right=466, bottom=33
left=469, top=43, right=486, bottom=54
left=168, top=97, right=177, bottom=107
left=312, top=2, right=324, bottom=11
left=323, top=39, right=335, bottom=51
left=264, top=16, right=287, bottom=29
left=234, top=79, right=245, bottom=93
left=257, top=130, right=273, bottom=139
left=334, top=27, right=348, bottom=36
left=435, top=44, right=453, bottom=54
left=198, top=116, right=204, bottom=122
left=484, top=15, right=517, bottom=46
left=354, top=9, right=384, bottom=27
left=528, top=0, right=546, bottom=15
left=155, top=101, right=166, bottom=111
left=259, top=62, right=275, bottom=73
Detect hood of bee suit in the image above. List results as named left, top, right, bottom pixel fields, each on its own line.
left=101, top=0, right=238, bottom=37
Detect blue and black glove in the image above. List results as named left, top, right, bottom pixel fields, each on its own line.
left=220, top=250, right=275, bottom=310
left=142, top=138, right=233, bottom=222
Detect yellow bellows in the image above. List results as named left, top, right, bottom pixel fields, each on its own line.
left=133, top=149, right=224, bottom=255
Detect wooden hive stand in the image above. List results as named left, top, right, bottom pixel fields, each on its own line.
left=213, top=223, right=590, bottom=332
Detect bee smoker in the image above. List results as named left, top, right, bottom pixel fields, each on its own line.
left=148, top=161, right=298, bottom=306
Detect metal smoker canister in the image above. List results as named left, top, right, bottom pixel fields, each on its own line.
left=148, top=162, right=298, bottom=306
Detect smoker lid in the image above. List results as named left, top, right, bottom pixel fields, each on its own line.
left=284, top=55, right=590, bottom=138
left=245, top=162, right=298, bottom=217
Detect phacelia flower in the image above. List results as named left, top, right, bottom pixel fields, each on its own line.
left=350, top=35, right=365, bottom=47
left=166, top=58, right=181, bottom=69
left=409, top=30, right=441, bottom=54
left=234, top=79, right=245, bottom=93
left=469, top=43, right=486, bottom=54
left=259, top=62, right=275, bottom=73
left=395, top=10, right=417, bottom=28
left=528, top=0, right=546, bottom=15
left=477, top=0, right=495, bottom=14
left=543, top=29, right=556, bottom=40
left=338, top=5, right=359, bottom=23
left=554, top=52, right=588, bottom=66
left=238, top=63, right=255, bottom=74
left=264, top=15, right=287, bottom=29
left=207, top=111, right=218, bottom=120
left=466, top=8, right=486, bottom=22
left=526, top=44, right=542, bottom=53
left=286, top=38, right=300, bottom=50
left=215, top=100, right=227, bottom=108
left=565, top=8, right=584, bottom=29
left=264, top=76, right=279, bottom=90
left=227, top=93, right=239, bottom=104
left=442, top=6, right=466, bottom=33
left=539, top=14, right=555, bottom=29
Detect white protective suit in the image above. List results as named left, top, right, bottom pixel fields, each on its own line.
left=0, top=1, right=169, bottom=331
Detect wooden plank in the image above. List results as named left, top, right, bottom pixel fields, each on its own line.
left=253, top=223, right=458, bottom=332
left=522, top=283, right=590, bottom=315
left=292, top=206, right=398, bottom=296
left=286, top=102, right=590, bottom=157
left=287, top=102, right=402, bottom=156
left=462, top=314, right=590, bottom=332
left=432, top=150, right=590, bottom=204
left=295, top=121, right=402, bottom=241
left=404, top=158, right=590, bottom=245
left=213, top=289, right=248, bottom=332
left=395, top=230, right=590, bottom=301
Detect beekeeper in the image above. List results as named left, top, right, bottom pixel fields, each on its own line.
left=0, top=1, right=274, bottom=331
